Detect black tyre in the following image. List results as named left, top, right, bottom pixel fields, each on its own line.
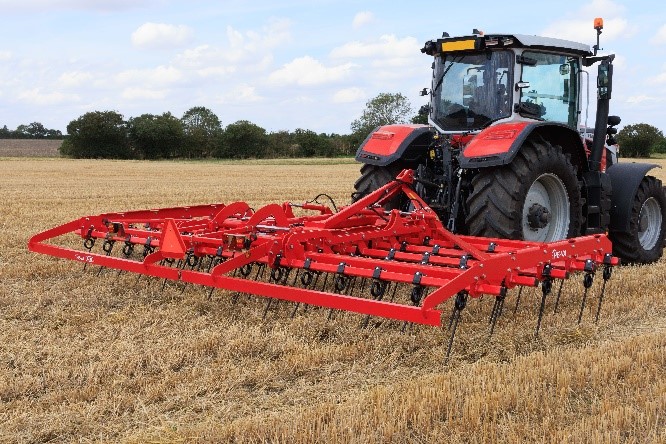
left=352, top=163, right=405, bottom=209
left=465, top=138, right=582, bottom=242
left=610, top=176, right=666, bottom=264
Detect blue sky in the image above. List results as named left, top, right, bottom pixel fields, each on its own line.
left=0, top=0, right=664, bottom=135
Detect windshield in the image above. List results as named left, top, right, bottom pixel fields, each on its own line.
left=431, top=50, right=512, bottom=132
left=519, top=51, right=580, bottom=127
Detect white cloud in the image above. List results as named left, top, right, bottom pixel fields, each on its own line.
left=18, top=88, right=78, bottom=105
left=173, top=19, right=290, bottom=72
left=121, top=88, right=168, bottom=100
left=131, top=23, right=193, bottom=50
left=651, top=24, right=666, bottom=45
left=0, top=50, right=12, bottom=61
left=330, top=35, right=420, bottom=59
left=219, top=84, right=263, bottom=104
left=649, top=71, right=666, bottom=84
left=579, top=0, right=625, bottom=18
left=0, top=0, right=153, bottom=13
left=352, top=11, right=374, bottom=29
left=197, top=65, right=237, bottom=78
left=116, top=65, right=183, bottom=86
left=57, top=71, right=93, bottom=88
left=541, top=17, right=629, bottom=44
left=269, top=56, right=355, bottom=86
left=625, top=95, right=659, bottom=104
left=332, top=87, right=365, bottom=103
left=541, top=0, right=631, bottom=46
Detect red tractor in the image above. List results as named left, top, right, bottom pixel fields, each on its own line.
left=354, top=19, right=666, bottom=264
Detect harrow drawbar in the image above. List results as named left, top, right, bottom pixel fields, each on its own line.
left=29, top=170, right=618, bottom=357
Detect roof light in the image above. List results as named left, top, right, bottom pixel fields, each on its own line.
left=594, top=17, right=604, bottom=30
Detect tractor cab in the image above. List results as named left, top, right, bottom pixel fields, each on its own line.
left=422, top=33, right=592, bottom=134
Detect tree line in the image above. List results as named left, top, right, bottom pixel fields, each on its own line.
left=0, top=122, right=63, bottom=139
left=58, top=107, right=362, bottom=160
left=3, top=92, right=664, bottom=159
left=58, top=93, right=423, bottom=160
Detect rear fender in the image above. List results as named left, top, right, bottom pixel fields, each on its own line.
left=355, top=124, right=433, bottom=167
left=460, top=121, right=588, bottom=172
left=607, top=163, right=662, bottom=232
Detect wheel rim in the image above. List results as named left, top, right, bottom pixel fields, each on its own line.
left=522, top=173, right=570, bottom=242
left=638, top=197, right=662, bottom=251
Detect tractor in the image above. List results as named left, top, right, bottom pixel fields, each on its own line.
left=354, top=18, right=666, bottom=264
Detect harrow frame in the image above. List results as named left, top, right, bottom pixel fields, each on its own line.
left=29, top=169, right=618, bottom=356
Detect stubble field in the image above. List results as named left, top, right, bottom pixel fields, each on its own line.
left=1, top=157, right=665, bottom=443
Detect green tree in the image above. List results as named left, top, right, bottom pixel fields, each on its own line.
left=61, top=111, right=130, bottom=158
left=267, top=130, right=295, bottom=158
left=13, top=122, right=62, bottom=139
left=180, top=106, right=222, bottom=158
left=329, top=133, right=356, bottom=157
left=0, top=125, right=11, bottom=138
left=411, top=104, right=430, bottom=124
left=653, top=139, right=666, bottom=155
left=218, top=120, right=268, bottom=158
left=45, top=129, right=64, bottom=139
left=350, top=92, right=413, bottom=137
left=292, top=128, right=334, bottom=157
left=616, top=123, right=665, bottom=158
left=128, top=112, right=184, bottom=159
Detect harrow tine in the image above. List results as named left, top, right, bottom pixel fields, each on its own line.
left=262, top=299, right=273, bottom=320
left=82, top=237, right=94, bottom=271
left=595, top=265, right=612, bottom=323
left=534, top=266, right=553, bottom=337
left=362, top=280, right=388, bottom=328
left=552, top=279, right=565, bottom=314
left=577, top=273, right=595, bottom=324
left=255, top=263, right=267, bottom=281
left=488, top=287, right=507, bottom=336
left=512, top=287, right=523, bottom=315
left=445, top=292, right=468, bottom=362
left=290, top=270, right=319, bottom=318
left=535, top=282, right=552, bottom=336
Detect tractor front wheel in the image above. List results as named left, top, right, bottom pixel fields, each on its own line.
left=610, top=176, right=666, bottom=264
left=465, top=138, right=583, bottom=242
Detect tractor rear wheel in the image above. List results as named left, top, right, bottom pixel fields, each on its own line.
left=610, top=176, right=666, bottom=264
left=465, top=138, right=582, bottom=242
left=352, top=163, right=406, bottom=209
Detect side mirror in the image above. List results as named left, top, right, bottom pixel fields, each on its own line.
left=420, top=88, right=429, bottom=96
left=597, top=60, right=613, bottom=99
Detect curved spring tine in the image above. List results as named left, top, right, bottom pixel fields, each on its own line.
left=512, top=287, right=523, bottom=315
left=534, top=279, right=552, bottom=337
left=552, top=279, right=565, bottom=314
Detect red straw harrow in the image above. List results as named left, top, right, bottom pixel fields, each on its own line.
left=29, top=170, right=618, bottom=358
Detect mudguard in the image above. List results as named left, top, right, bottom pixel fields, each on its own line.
left=606, top=162, right=662, bottom=232
left=355, top=124, right=432, bottom=167
left=459, top=121, right=587, bottom=170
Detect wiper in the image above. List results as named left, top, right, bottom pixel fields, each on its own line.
left=433, top=56, right=462, bottom=92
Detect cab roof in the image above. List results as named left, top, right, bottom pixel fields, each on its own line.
left=505, top=34, right=592, bottom=56
left=433, top=33, right=593, bottom=57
